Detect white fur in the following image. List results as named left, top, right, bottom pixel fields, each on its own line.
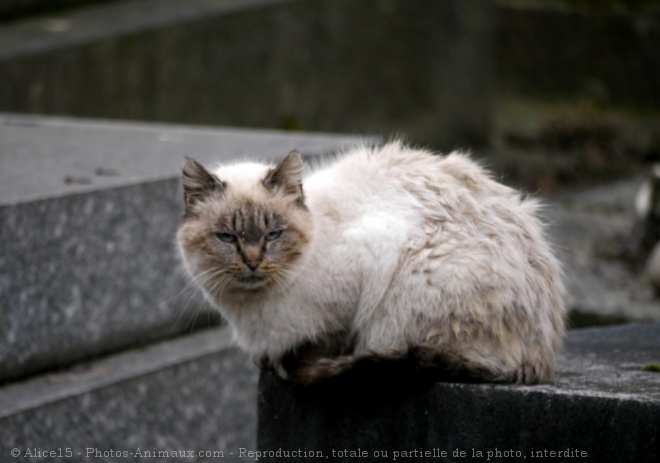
left=181, top=141, right=565, bottom=382
left=213, top=162, right=270, bottom=198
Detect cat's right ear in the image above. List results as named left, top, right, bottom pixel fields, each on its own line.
left=263, top=151, right=305, bottom=202
left=181, top=157, right=225, bottom=210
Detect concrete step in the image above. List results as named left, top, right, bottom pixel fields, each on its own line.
left=0, top=0, right=493, bottom=149
left=257, top=323, right=660, bottom=462
left=0, top=112, right=367, bottom=383
left=0, top=326, right=260, bottom=463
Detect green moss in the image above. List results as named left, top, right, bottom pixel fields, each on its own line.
left=642, top=363, right=660, bottom=372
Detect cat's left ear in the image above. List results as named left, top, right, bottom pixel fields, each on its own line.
left=263, top=151, right=305, bottom=203
left=182, top=157, right=225, bottom=211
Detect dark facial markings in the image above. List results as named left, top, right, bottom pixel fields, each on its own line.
left=215, top=202, right=288, bottom=271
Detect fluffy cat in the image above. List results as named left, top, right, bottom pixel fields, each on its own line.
left=177, top=141, right=565, bottom=385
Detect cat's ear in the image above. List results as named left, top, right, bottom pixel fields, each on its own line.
left=263, top=151, right=305, bottom=202
left=182, top=157, right=225, bottom=210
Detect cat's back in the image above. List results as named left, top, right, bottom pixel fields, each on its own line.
left=303, top=141, right=551, bottom=286
left=302, top=142, right=530, bottom=277
left=305, top=141, right=515, bottom=221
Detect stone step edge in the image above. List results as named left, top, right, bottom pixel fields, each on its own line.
left=0, top=326, right=236, bottom=420
left=0, top=112, right=366, bottom=207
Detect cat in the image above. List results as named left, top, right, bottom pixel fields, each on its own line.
left=176, top=141, right=565, bottom=386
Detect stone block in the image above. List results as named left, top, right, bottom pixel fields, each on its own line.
left=0, top=0, right=493, bottom=149
left=257, top=323, right=660, bottom=462
left=0, top=327, right=259, bottom=463
left=0, top=113, right=366, bottom=382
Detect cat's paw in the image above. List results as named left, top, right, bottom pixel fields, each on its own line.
left=254, top=355, right=290, bottom=380
left=273, top=361, right=289, bottom=380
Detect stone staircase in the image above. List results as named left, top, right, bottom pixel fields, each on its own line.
left=0, top=113, right=368, bottom=461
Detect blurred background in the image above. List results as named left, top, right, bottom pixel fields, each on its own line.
left=1, top=0, right=659, bottom=179
left=1, top=0, right=659, bottom=458
left=2, top=0, right=659, bottom=322
left=1, top=0, right=659, bottom=190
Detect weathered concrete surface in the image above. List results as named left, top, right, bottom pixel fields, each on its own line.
left=257, top=323, right=660, bottom=462
left=0, top=0, right=493, bottom=149
left=0, top=327, right=260, bottom=463
left=0, top=113, right=367, bottom=383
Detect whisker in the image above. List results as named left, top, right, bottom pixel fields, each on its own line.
left=270, top=273, right=291, bottom=295
left=171, top=266, right=228, bottom=332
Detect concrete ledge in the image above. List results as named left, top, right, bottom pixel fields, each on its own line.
left=0, top=113, right=361, bottom=205
left=0, top=326, right=259, bottom=463
left=257, top=323, right=660, bottom=462
left=0, top=113, right=366, bottom=382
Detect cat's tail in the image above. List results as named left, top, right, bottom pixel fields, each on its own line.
left=282, top=344, right=519, bottom=387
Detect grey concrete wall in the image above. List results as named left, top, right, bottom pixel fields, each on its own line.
left=0, top=113, right=367, bottom=383
left=0, top=0, right=494, bottom=149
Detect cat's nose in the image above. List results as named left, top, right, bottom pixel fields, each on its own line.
left=244, top=258, right=262, bottom=271
left=242, top=248, right=262, bottom=270
left=246, top=261, right=260, bottom=271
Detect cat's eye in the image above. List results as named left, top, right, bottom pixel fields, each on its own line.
left=265, top=230, right=283, bottom=241
left=217, top=233, right=237, bottom=243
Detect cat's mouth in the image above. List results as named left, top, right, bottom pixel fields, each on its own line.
left=235, top=273, right=269, bottom=290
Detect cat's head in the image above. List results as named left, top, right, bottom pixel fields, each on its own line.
left=176, top=151, right=313, bottom=299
